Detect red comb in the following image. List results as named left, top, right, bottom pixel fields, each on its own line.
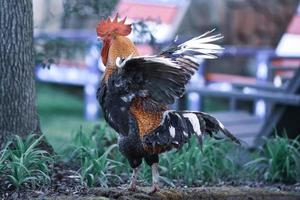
left=96, top=13, right=132, bottom=38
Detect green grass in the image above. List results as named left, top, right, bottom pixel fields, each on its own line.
left=203, top=97, right=228, bottom=112
left=64, top=125, right=124, bottom=187
left=244, top=135, right=300, bottom=183
left=0, top=134, right=53, bottom=188
left=36, top=83, right=98, bottom=153
left=1, top=127, right=299, bottom=189
left=0, top=142, right=10, bottom=174
left=63, top=126, right=248, bottom=187
left=159, top=137, right=245, bottom=185
left=65, top=126, right=300, bottom=187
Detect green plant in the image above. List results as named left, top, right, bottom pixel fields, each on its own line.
left=244, top=135, right=300, bottom=183
left=0, top=142, right=10, bottom=174
left=160, top=137, right=242, bottom=186
left=68, top=126, right=125, bottom=187
left=160, top=138, right=204, bottom=185
left=64, top=123, right=300, bottom=187
left=79, top=144, right=123, bottom=187
left=69, top=124, right=116, bottom=157
left=201, top=138, right=242, bottom=182
left=5, top=134, right=53, bottom=188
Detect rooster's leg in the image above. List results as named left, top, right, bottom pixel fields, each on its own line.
left=129, top=166, right=139, bottom=191
left=149, top=163, right=159, bottom=194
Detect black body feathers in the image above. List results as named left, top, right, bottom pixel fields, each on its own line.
left=97, top=30, right=236, bottom=168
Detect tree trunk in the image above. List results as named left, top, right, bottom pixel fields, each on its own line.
left=0, top=0, right=51, bottom=151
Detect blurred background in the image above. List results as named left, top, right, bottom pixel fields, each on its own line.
left=32, top=0, right=300, bottom=152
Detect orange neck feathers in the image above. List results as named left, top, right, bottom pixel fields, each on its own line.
left=103, top=36, right=139, bottom=81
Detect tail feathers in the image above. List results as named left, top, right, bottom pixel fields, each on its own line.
left=196, top=112, right=241, bottom=144
left=178, top=111, right=240, bottom=145
left=142, top=110, right=240, bottom=154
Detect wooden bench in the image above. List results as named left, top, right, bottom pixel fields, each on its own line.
left=185, top=56, right=300, bottom=147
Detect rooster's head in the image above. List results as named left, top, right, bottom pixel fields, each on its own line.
left=97, top=13, right=132, bottom=66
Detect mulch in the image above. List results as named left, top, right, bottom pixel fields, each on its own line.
left=0, top=162, right=299, bottom=200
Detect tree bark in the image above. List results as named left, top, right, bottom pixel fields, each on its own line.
left=0, top=0, right=50, bottom=151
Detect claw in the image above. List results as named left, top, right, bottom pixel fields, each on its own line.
left=128, top=183, right=137, bottom=191
left=128, top=167, right=139, bottom=191
left=148, top=183, right=159, bottom=194
left=148, top=163, right=159, bottom=194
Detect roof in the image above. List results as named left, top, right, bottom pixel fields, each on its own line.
left=115, top=1, right=178, bottom=24
left=276, top=4, right=300, bottom=57
left=114, top=0, right=190, bottom=44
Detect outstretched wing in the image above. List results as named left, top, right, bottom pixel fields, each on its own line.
left=108, top=30, right=223, bottom=110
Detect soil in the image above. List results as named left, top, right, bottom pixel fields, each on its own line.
left=0, top=162, right=300, bottom=200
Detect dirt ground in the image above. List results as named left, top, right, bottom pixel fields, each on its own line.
left=43, top=186, right=300, bottom=200
left=1, top=162, right=300, bottom=200
left=3, top=185, right=300, bottom=200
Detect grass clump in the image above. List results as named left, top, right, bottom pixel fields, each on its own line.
left=66, top=126, right=246, bottom=187
left=78, top=144, right=122, bottom=187
left=160, top=137, right=244, bottom=186
left=200, top=138, right=241, bottom=182
left=244, top=135, right=300, bottom=183
left=1, top=134, right=53, bottom=189
left=66, top=125, right=126, bottom=187
left=0, top=143, right=10, bottom=174
left=59, top=121, right=300, bottom=187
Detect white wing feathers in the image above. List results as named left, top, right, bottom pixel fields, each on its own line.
left=174, top=29, right=224, bottom=59
left=115, top=30, right=224, bottom=70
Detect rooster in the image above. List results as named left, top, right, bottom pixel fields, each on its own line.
left=96, top=14, right=240, bottom=193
